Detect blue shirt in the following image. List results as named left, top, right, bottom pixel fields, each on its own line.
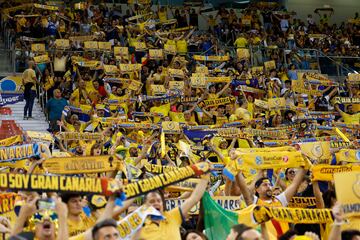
left=46, top=98, right=68, bottom=121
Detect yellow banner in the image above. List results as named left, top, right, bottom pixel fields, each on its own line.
left=162, top=121, right=181, bottom=134
left=334, top=97, right=360, bottom=104
left=166, top=196, right=245, bottom=214
left=0, top=135, right=22, bottom=147
left=31, top=43, right=46, bottom=52
left=150, top=85, right=166, bottom=95
left=58, top=132, right=103, bottom=141
left=190, top=77, right=206, bottom=88
left=119, top=64, right=142, bottom=72
left=168, top=68, right=184, bottom=78
left=196, top=66, right=209, bottom=74
left=198, top=97, right=236, bottom=108
left=84, top=41, right=98, bottom=49
left=123, top=162, right=210, bottom=198
left=34, top=3, right=58, bottom=10
left=288, top=197, right=317, bottom=208
left=128, top=80, right=143, bottom=91
left=33, top=54, right=49, bottom=64
left=55, top=39, right=70, bottom=49
left=69, top=35, right=96, bottom=42
left=143, top=163, right=178, bottom=174
left=114, top=47, right=129, bottom=56
left=149, top=49, right=164, bottom=59
left=134, top=42, right=147, bottom=51
left=0, top=193, right=17, bottom=214
left=235, top=151, right=305, bottom=170
left=251, top=66, right=264, bottom=75
left=103, top=65, right=119, bottom=75
left=299, top=141, right=331, bottom=162
left=264, top=60, right=276, bottom=70
left=334, top=171, right=360, bottom=218
left=253, top=206, right=333, bottom=224
left=98, top=42, right=112, bottom=51
left=43, top=156, right=124, bottom=174
left=242, top=128, right=287, bottom=138
left=312, top=164, right=360, bottom=181
left=193, top=55, right=230, bottom=61
left=268, top=98, right=286, bottom=110
left=336, top=149, right=360, bottom=163
left=26, top=131, right=53, bottom=143
left=254, top=99, right=269, bottom=109
left=169, top=81, right=184, bottom=90
left=348, top=73, right=360, bottom=82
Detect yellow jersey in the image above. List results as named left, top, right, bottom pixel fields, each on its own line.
left=138, top=208, right=183, bottom=240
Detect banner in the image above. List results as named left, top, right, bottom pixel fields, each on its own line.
left=98, top=42, right=112, bottom=51
left=224, top=151, right=305, bottom=181
left=103, top=65, right=119, bottom=75
left=31, top=43, right=46, bottom=52
left=162, top=121, right=181, bottom=134
left=58, top=132, right=103, bottom=141
left=312, top=164, right=360, bottom=181
left=26, top=131, right=53, bottom=143
left=43, top=156, right=124, bottom=174
left=198, top=97, right=236, bottom=108
left=55, top=39, right=70, bottom=49
left=264, top=60, right=276, bottom=70
left=242, top=128, right=287, bottom=138
left=292, top=80, right=322, bottom=96
left=193, top=55, right=229, bottom=61
left=34, top=3, right=58, bottom=10
left=69, top=35, right=96, bottom=42
left=334, top=171, right=360, bottom=217
left=237, top=85, right=266, bottom=94
left=258, top=206, right=333, bottom=224
left=336, top=149, right=360, bottom=163
left=348, top=73, right=360, bottom=82
left=190, top=77, right=206, bottom=88
left=169, top=81, right=184, bottom=90
left=123, top=162, right=210, bottom=199
left=166, top=196, right=245, bottom=215
left=196, top=66, right=209, bottom=74
left=288, top=197, right=317, bottom=208
left=334, top=97, right=360, bottom=104
left=33, top=54, right=49, bottom=64
left=149, top=49, right=164, bottom=59
left=0, top=193, right=17, bottom=214
left=119, top=64, right=142, bottom=72
left=0, top=143, right=42, bottom=162
left=84, top=41, right=98, bottom=49
left=268, top=98, right=286, bottom=110
left=143, top=163, right=178, bottom=174
left=117, top=205, right=163, bottom=240
left=0, top=92, right=24, bottom=106
left=164, top=44, right=177, bottom=54
left=150, top=85, right=166, bottom=95
left=299, top=141, right=331, bottom=162
left=254, top=99, right=269, bottom=109
left=0, top=173, right=124, bottom=196
left=168, top=69, right=184, bottom=78
left=0, top=135, right=23, bottom=147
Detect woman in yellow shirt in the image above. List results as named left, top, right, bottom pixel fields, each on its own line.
left=137, top=174, right=209, bottom=240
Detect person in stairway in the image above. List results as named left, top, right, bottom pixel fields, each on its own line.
left=22, top=60, right=38, bottom=120
left=46, top=89, right=68, bottom=133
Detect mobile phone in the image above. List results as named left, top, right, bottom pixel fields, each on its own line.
left=37, top=199, right=56, bottom=210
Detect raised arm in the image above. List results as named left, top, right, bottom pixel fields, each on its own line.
left=236, top=171, right=254, bottom=205
left=284, top=167, right=306, bottom=202
left=180, top=173, right=209, bottom=219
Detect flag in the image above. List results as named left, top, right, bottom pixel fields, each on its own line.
left=202, top=192, right=238, bottom=240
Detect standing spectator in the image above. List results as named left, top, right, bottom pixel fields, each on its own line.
left=22, top=60, right=37, bottom=120
left=46, top=89, right=68, bottom=132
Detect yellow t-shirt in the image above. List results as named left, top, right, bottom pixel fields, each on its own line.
left=169, top=111, right=186, bottom=123
left=159, top=10, right=167, bottom=22
left=108, top=93, right=128, bottom=114
left=340, top=111, right=360, bottom=124
left=67, top=213, right=96, bottom=237
left=139, top=208, right=182, bottom=240
left=176, top=39, right=188, bottom=53
left=70, top=89, right=88, bottom=107
left=234, top=37, right=248, bottom=48
left=150, top=103, right=171, bottom=123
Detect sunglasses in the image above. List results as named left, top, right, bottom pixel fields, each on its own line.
left=32, top=211, right=58, bottom=223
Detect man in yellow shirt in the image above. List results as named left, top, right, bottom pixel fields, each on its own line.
left=335, top=104, right=360, bottom=124
left=137, top=174, right=210, bottom=240
left=150, top=100, right=171, bottom=123
left=234, top=33, right=248, bottom=48
left=61, top=193, right=96, bottom=237
left=22, top=60, right=38, bottom=120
